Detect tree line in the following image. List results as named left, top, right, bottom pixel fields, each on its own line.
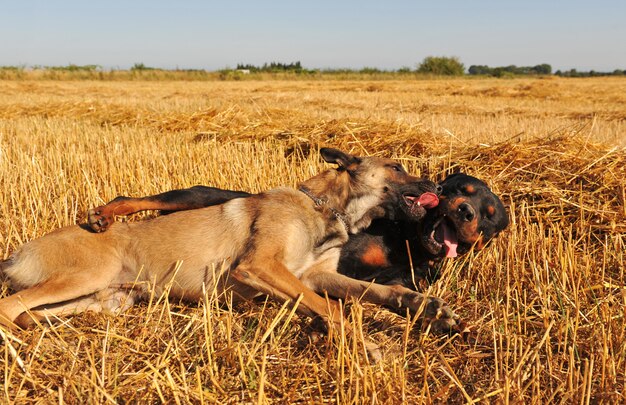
left=468, top=63, right=552, bottom=77
left=553, top=68, right=626, bottom=77
left=2, top=58, right=625, bottom=78
left=231, top=57, right=625, bottom=77
left=235, top=61, right=310, bottom=73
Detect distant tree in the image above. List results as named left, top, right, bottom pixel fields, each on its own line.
left=493, top=67, right=515, bottom=78
left=468, top=65, right=493, bottom=75
left=417, top=56, right=465, bottom=75
left=360, top=67, right=382, bottom=74
left=532, top=64, right=552, bottom=75
left=397, top=66, right=412, bottom=73
left=503, top=65, right=523, bottom=75
left=131, top=63, right=154, bottom=71
left=236, top=63, right=259, bottom=72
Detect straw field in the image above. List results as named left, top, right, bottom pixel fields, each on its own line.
left=0, top=77, right=625, bottom=403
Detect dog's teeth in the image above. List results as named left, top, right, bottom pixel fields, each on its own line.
left=434, top=217, right=443, bottom=228
left=417, top=201, right=421, bottom=206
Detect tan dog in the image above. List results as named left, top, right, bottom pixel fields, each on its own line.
left=0, top=148, right=460, bottom=360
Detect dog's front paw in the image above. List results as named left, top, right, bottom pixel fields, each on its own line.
left=413, top=295, right=468, bottom=337
left=405, top=292, right=469, bottom=338
left=87, top=206, right=113, bottom=232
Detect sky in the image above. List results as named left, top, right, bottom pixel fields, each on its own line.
left=1, top=0, right=625, bottom=72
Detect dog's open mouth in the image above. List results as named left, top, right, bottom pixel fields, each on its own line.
left=423, top=216, right=459, bottom=258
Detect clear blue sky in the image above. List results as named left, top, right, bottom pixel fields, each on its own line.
left=2, top=0, right=625, bottom=72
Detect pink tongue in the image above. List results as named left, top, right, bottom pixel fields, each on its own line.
left=442, top=222, right=458, bottom=258
left=418, top=192, right=439, bottom=209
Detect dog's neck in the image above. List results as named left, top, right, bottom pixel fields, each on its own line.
left=299, top=186, right=350, bottom=232
left=299, top=168, right=381, bottom=234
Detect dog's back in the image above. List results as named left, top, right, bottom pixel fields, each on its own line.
left=0, top=187, right=330, bottom=303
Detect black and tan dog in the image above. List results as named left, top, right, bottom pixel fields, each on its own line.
left=0, top=148, right=461, bottom=361
left=337, top=173, right=509, bottom=287
left=87, top=173, right=508, bottom=291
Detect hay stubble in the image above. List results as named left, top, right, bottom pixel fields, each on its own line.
left=0, top=77, right=624, bottom=403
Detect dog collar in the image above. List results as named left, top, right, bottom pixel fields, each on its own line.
left=298, top=186, right=351, bottom=233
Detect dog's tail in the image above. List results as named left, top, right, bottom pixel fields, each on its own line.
left=0, top=257, right=13, bottom=282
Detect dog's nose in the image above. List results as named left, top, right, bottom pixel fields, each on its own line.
left=458, top=202, right=475, bottom=222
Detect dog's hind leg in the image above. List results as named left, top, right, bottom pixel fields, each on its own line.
left=13, top=294, right=103, bottom=328
left=13, top=288, right=137, bottom=328
left=231, top=261, right=382, bottom=361
left=0, top=268, right=122, bottom=328
left=231, top=263, right=343, bottom=319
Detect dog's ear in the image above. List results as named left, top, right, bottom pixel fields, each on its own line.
left=320, top=148, right=361, bottom=171
left=440, top=172, right=464, bottom=184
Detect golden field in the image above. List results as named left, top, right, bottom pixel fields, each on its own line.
left=0, top=77, right=625, bottom=403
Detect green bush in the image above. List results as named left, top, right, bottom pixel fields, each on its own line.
left=417, top=56, right=465, bottom=76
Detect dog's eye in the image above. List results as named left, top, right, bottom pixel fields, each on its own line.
left=483, top=204, right=496, bottom=219
left=391, top=165, right=403, bottom=172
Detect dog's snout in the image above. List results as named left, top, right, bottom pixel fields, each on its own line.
left=421, top=180, right=437, bottom=192
left=458, top=202, right=475, bottom=222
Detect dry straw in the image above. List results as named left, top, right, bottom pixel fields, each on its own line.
left=0, top=78, right=624, bottom=403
